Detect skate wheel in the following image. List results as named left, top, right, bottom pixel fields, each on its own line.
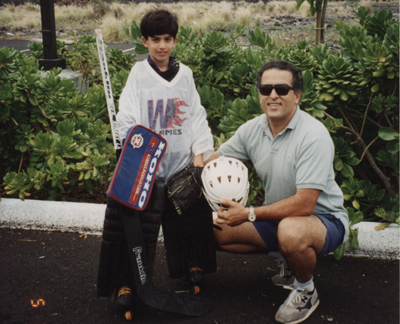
left=125, top=310, right=132, bottom=321
left=193, top=285, right=200, bottom=295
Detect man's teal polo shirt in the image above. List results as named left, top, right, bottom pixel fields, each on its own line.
left=218, top=107, right=349, bottom=242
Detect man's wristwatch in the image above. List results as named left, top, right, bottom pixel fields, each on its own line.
left=247, top=206, right=256, bottom=222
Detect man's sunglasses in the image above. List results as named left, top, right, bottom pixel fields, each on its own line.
left=259, top=84, right=294, bottom=96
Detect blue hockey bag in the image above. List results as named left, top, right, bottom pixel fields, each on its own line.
left=108, top=125, right=167, bottom=210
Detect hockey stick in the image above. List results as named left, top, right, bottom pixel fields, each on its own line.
left=95, top=29, right=210, bottom=317
left=95, top=29, right=122, bottom=152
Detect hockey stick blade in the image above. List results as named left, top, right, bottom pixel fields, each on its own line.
left=138, top=283, right=211, bottom=316
left=121, top=204, right=211, bottom=317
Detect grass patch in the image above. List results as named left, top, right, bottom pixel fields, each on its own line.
left=0, top=0, right=367, bottom=44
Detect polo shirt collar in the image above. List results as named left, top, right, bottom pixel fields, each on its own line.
left=262, top=105, right=301, bottom=137
left=286, top=105, right=301, bottom=130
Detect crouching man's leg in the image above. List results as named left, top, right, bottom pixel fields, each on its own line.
left=275, top=215, right=344, bottom=324
left=213, top=222, right=269, bottom=254
left=162, top=195, right=217, bottom=286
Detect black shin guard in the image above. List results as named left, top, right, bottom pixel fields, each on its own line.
left=162, top=194, right=217, bottom=280
left=97, top=196, right=126, bottom=297
left=97, top=182, right=164, bottom=297
left=131, top=181, right=165, bottom=285
left=119, top=182, right=211, bottom=316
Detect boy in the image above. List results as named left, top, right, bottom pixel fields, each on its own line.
left=118, top=9, right=213, bottom=178
left=114, top=9, right=216, bottom=307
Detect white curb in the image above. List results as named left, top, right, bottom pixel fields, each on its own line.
left=0, top=198, right=105, bottom=235
left=344, top=222, right=399, bottom=260
left=0, top=198, right=398, bottom=259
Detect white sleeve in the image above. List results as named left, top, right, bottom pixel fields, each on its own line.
left=188, top=70, right=214, bottom=161
left=116, top=66, right=141, bottom=141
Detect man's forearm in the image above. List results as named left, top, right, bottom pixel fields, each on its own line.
left=253, top=189, right=320, bottom=222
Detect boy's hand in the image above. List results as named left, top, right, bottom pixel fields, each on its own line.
left=166, top=163, right=203, bottom=215
left=193, top=154, right=204, bottom=167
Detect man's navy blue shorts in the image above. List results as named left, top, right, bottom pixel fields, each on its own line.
left=253, top=214, right=345, bottom=257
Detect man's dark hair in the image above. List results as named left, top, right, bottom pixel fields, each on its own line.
left=140, top=9, right=179, bottom=39
left=256, top=60, right=303, bottom=94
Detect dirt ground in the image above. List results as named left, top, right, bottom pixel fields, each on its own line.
left=0, top=227, right=398, bottom=324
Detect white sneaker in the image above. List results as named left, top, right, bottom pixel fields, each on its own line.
left=272, top=259, right=295, bottom=287
left=275, top=287, right=320, bottom=324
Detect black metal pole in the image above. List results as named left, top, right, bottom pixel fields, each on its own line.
left=38, top=0, right=66, bottom=71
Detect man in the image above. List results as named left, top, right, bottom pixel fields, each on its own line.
left=206, top=60, right=348, bottom=324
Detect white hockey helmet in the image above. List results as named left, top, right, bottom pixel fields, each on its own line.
left=201, top=156, right=250, bottom=211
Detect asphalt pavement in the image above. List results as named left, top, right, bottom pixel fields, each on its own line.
left=0, top=227, right=398, bottom=324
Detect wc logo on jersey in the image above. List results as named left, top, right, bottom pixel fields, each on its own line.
left=108, top=125, right=167, bottom=210
left=148, top=98, right=188, bottom=131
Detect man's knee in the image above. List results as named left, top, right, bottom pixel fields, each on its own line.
left=277, top=217, right=307, bottom=254
left=277, top=216, right=327, bottom=255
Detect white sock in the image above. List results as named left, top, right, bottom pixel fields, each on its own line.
left=294, top=277, right=314, bottom=291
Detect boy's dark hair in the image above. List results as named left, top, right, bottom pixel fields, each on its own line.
left=140, top=9, right=179, bottom=39
left=256, top=60, right=303, bottom=94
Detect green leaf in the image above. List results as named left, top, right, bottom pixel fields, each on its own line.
left=352, top=199, right=360, bottom=210
left=386, top=140, right=399, bottom=153
left=355, top=190, right=365, bottom=198
left=378, top=127, right=399, bottom=141
left=350, top=228, right=359, bottom=249
left=47, top=154, right=55, bottom=167
left=374, top=223, right=391, bottom=230
left=339, top=91, right=349, bottom=101
left=134, top=43, right=149, bottom=55
left=333, top=243, right=345, bottom=261
left=349, top=209, right=364, bottom=225
left=19, top=191, right=26, bottom=200
left=341, top=163, right=354, bottom=178
left=334, top=157, right=343, bottom=171
left=371, top=83, right=380, bottom=92
left=319, top=93, right=334, bottom=101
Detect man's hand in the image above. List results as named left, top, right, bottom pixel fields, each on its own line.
left=216, top=199, right=249, bottom=227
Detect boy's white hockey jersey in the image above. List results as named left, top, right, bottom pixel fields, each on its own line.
left=117, top=60, right=213, bottom=181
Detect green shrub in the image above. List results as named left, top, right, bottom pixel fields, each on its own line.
left=1, top=8, right=398, bottom=243
left=0, top=40, right=135, bottom=201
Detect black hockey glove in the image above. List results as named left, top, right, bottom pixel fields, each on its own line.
left=165, top=163, right=203, bottom=215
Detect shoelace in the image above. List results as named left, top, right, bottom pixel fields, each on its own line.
left=276, top=259, right=288, bottom=277
left=117, top=286, right=132, bottom=297
left=287, top=289, right=308, bottom=308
